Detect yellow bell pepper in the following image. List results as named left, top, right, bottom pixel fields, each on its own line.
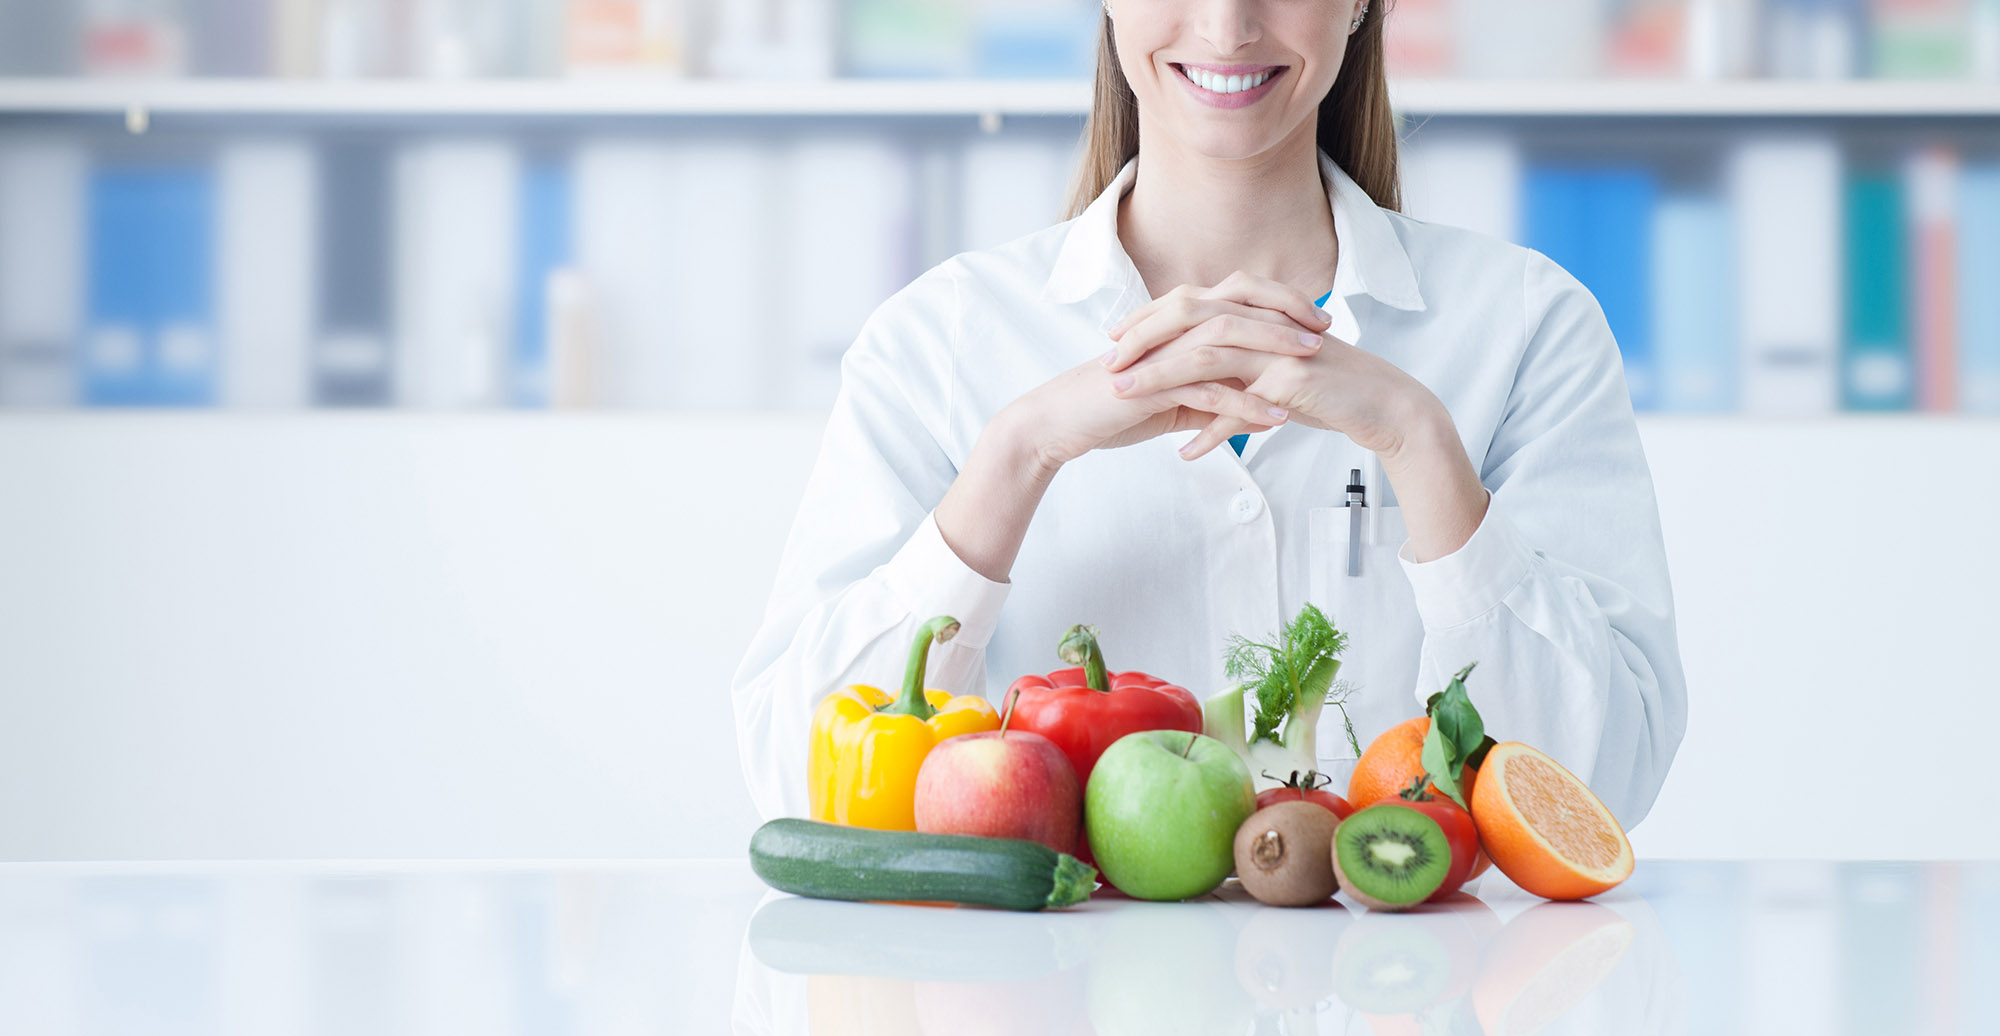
left=807, top=615, right=1000, bottom=829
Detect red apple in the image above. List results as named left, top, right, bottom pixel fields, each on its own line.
left=913, top=725, right=1082, bottom=854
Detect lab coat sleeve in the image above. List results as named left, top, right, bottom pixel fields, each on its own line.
left=1394, top=248, right=1688, bottom=830
left=730, top=263, right=1011, bottom=822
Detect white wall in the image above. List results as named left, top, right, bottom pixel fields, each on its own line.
left=0, top=414, right=1994, bottom=861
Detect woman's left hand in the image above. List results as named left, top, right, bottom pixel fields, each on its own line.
left=1103, top=271, right=1444, bottom=461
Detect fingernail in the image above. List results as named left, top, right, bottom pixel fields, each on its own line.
left=1179, top=441, right=1197, bottom=458
left=1112, top=375, right=1134, bottom=391
left=1314, top=307, right=1332, bottom=323
left=1101, top=349, right=1117, bottom=366
left=1298, top=332, right=1320, bottom=348
left=1268, top=406, right=1289, bottom=419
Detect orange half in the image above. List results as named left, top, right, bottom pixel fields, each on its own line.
left=1468, top=742, right=1633, bottom=900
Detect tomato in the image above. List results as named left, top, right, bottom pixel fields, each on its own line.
left=1255, top=771, right=1354, bottom=821
left=1395, top=794, right=1481, bottom=902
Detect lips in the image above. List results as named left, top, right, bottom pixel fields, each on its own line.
left=1171, top=63, right=1287, bottom=91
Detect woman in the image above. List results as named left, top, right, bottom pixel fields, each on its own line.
left=732, top=0, right=1685, bottom=829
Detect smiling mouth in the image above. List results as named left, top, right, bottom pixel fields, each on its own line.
left=1171, top=63, right=1288, bottom=92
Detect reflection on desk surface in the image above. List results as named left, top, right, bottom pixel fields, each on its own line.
left=0, top=860, right=1995, bottom=1034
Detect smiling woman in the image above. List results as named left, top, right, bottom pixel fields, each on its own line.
left=731, top=0, right=1687, bottom=841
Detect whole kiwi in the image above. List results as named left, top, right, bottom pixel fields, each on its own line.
left=1233, top=801, right=1340, bottom=907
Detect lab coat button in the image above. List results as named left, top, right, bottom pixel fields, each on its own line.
left=1230, top=490, right=1264, bottom=524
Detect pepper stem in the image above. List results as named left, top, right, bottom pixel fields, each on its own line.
left=880, top=615, right=959, bottom=720
left=1057, top=624, right=1110, bottom=693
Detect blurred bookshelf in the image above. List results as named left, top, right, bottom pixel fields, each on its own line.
left=2, top=0, right=2000, bottom=416
left=10, top=77, right=2000, bottom=117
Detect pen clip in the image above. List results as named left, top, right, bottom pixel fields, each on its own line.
left=1345, top=468, right=1365, bottom=577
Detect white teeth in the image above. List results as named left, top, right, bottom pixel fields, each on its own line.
left=1188, top=67, right=1272, bottom=94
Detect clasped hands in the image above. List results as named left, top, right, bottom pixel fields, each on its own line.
left=1100, top=270, right=1426, bottom=461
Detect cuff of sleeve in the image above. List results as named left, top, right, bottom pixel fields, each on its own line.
left=1396, top=493, right=1535, bottom=630
left=878, top=510, right=1012, bottom=650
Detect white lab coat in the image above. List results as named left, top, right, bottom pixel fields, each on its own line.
left=731, top=147, right=1687, bottom=830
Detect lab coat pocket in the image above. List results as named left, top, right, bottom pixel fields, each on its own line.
left=1306, top=505, right=1424, bottom=770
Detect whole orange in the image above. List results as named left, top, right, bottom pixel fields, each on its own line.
left=1346, top=717, right=1481, bottom=810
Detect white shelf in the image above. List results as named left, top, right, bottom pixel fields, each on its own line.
left=3, top=77, right=2000, bottom=119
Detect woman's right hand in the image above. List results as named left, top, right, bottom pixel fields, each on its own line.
left=1000, top=351, right=1291, bottom=480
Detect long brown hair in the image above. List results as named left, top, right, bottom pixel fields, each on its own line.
left=1061, top=2, right=1402, bottom=220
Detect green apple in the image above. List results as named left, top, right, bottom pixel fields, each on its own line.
left=1085, top=729, right=1256, bottom=900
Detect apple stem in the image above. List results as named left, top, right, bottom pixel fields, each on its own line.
left=998, top=685, right=1022, bottom=738
left=877, top=615, right=959, bottom=720
left=1181, top=734, right=1194, bottom=759
left=1056, top=624, right=1111, bottom=693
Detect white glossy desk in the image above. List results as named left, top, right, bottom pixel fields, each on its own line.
left=1, top=859, right=1994, bottom=1034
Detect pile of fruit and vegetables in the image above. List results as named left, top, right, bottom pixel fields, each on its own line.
left=749, top=604, right=1635, bottom=912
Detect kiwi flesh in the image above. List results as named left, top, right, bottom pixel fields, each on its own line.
left=1233, top=801, right=1339, bottom=907
left=1330, top=803, right=1451, bottom=911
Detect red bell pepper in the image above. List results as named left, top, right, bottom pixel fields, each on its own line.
left=1004, top=624, right=1204, bottom=789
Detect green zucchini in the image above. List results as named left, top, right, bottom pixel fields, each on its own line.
left=748, top=819, right=1098, bottom=911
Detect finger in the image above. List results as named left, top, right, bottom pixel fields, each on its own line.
left=1183, top=312, right=1325, bottom=360
left=1103, top=283, right=1189, bottom=340
left=1178, top=413, right=1251, bottom=461
left=1103, top=286, right=1207, bottom=374
left=1206, top=270, right=1336, bottom=338
left=1112, top=344, right=1276, bottom=400
left=1157, top=380, right=1290, bottom=431
left=1105, top=298, right=1323, bottom=374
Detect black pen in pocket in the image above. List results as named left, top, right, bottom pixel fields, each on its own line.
left=1345, top=467, right=1366, bottom=577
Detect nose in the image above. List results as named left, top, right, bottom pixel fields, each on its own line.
left=1194, top=0, right=1264, bottom=53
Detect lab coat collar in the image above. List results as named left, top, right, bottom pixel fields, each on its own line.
left=1038, top=147, right=1427, bottom=314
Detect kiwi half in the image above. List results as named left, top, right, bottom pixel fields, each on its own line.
left=1331, top=803, right=1451, bottom=911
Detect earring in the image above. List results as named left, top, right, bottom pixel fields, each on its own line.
left=1349, top=2, right=1368, bottom=30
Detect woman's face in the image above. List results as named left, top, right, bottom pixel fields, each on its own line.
left=1110, top=0, right=1359, bottom=159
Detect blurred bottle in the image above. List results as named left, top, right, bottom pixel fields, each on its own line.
left=707, top=0, right=837, bottom=80
left=320, top=0, right=408, bottom=78
left=1602, top=0, right=1686, bottom=78
left=1978, top=0, right=2000, bottom=79
left=410, top=0, right=519, bottom=79
left=1380, top=0, right=1455, bottom=78
left=565, top=0, right=692, bottom=77
left=1453, top=0, right=1600, bottom=77
left=967, top=0, right=1096, bottom=78
left=272, top=0, right=323, bottom=77
left=1764, top=0, right=1864, bottom=79
left=1684, top=0, right=1761, bottom=79
left=1871, top=0, right=1972, bottom=78
left=83, top=0, right=189, bottom=78
left=842, top=0, right=972, bottom=78
left=187, top=0, right=272, bottom=75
